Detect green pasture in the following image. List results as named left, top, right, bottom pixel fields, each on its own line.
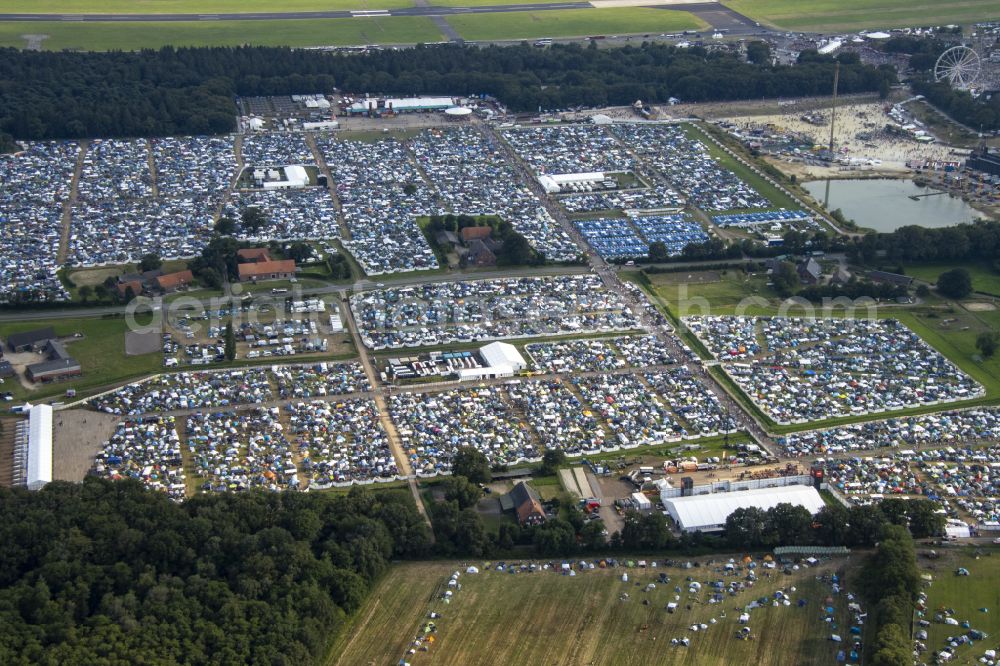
left=446, top=9, right=707, bottom=42
left=0, top=0, right=412, bottom=13
left=0, top=316, right=160, bottom=404
left=0, top=17, right=441, bottom=50
left=722, top=0, right=999, bottom=33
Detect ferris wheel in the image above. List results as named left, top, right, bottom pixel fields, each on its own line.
left=934, top=45, right=981, bottom=90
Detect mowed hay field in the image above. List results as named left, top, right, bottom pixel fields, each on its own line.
left=722, top=0, right=1000, bottom=32
left=0, top=17, right=443, bottom=50
left=447, top=9, right=708, bottom=42
left=329, top=559, right=858, bottom=666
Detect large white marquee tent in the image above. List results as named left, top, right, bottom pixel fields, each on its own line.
left=662, top=484, right=826, bottom=533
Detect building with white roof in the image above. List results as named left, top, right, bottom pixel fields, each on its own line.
left=26, top=404, right=53, bottom=491
left=662, top=484, right=826, bottom=533
left=480, top=341, right=526, bottom=373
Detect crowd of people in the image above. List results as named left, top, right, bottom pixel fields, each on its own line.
left=687, top=316, right=983, bottom=424
left=351, top=275, right=640, bottom=349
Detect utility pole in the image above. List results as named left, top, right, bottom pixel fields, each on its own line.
left=829, top=61, right=840, bottom=153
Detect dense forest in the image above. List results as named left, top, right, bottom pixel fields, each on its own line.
left=0, top=43, right=895, bottom=140
left=0, top=479, right=430, bottom=665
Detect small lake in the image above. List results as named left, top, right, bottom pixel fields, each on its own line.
left=803, top=178, right=985, bottom=232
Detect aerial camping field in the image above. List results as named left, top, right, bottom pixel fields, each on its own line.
left=329, top=557, right=860, bottom=666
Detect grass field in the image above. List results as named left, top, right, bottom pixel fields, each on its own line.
left=722, top=0, right=1000, bottom=33
left=0, top=316, right=160, bottom=404
left=0, top=17, right=441, bottom=50
left=446, top=9, right=707, bottom=42
left=328, top=558, right=856, bottom=666
left=0, top=0, right=412, bottom=12
left=904, top=262, right=1000, bottom=297
left=431, top=0, right=566, bottom=6
left=920, top=546, right=1000, bottom=665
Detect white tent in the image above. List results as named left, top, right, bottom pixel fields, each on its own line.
left=27, top=404, right=53, bottom=491
left=662, top=485, right=826, bottom=533
left=480, top=341, right=526, bottom=373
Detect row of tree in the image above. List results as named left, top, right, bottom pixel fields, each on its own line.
left=847, top=219, right=1000, bottom=265
left=0, top=478, right=430, bottom=665
left=0, top=44, right=896, bottom=140
left=725, top=497, right=944, bottom=550
left=858, top=525, right=921, bottom=666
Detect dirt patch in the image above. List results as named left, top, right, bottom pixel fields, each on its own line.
left=69, top=267, right=123, bottom=288
left=125, top=329, right=162, bottom=356
left=52, top=409, right=119, bottom=482
left=964, top=302, right=998, bottom=312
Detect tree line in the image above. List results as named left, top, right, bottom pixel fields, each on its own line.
left=911, top=78, right=1000, bottom=132
left=858, top=525, right=921, bottom=666
left=847, top=219, right=1000, bottom=267
left=0, top=478, right=430, bottom=665
left=0, top=44, right=896, bottom=141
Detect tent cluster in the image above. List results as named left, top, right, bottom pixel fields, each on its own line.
left=93, top=416, right=186, bottom=500
left=561, top=185, right=683, bottom=214
left=153, top=135, right=235, bottom=199
left=410, top=126, right=578, bottom=261
left=90, top=367, right=275, bottom=415
left=525, top=335, right=678, bottom=374
left=687, top=316, right=983, bottom=424
left=223, top=187, right=339, bottom=241
left=0, top=141, right=76, bottom=302
left=69, top=137, right=222, bottom=266
left=351, top=275, right=639, bottom=350
left=778, top=408, right=1000, bottom=457
left=501, top=124, right=634, bottom=176
left=575, top=214, right=708, bottom=260
left=612, top=124, right=772, bottom=213
left=286, top=398, right=396, bottom=487
left=185, top=408, right=297, bottom=493
left=317, top=136, right=440, bottom=275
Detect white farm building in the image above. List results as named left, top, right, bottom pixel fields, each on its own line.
left=662, top=484, right=826, bottom=533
